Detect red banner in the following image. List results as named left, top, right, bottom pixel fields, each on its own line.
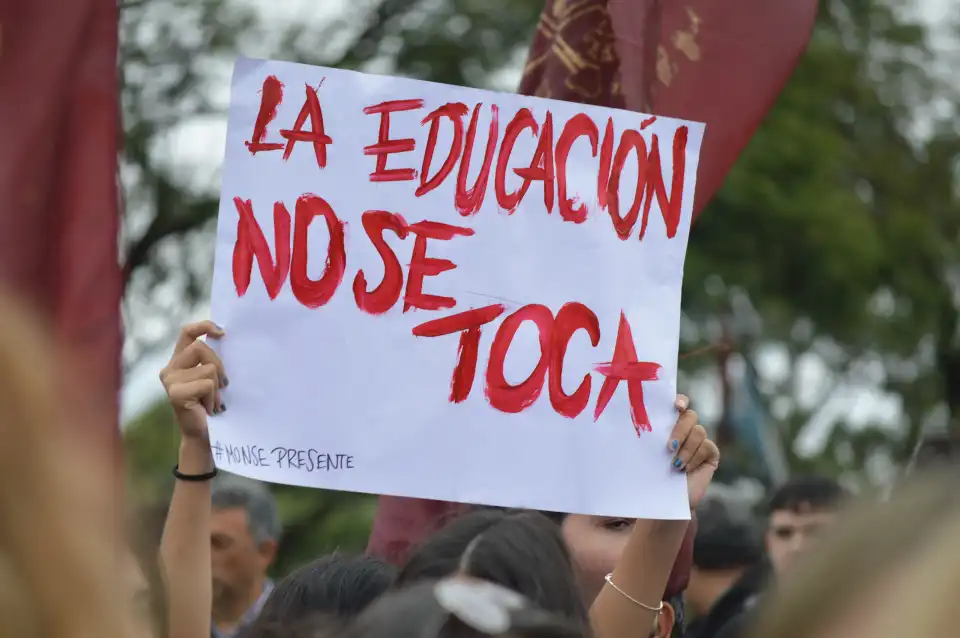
left=0, top=0, right=122, bottom=452
left=607, top=0, right=818, bottom=215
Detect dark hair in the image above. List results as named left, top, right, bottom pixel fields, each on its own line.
left=667, top=594, right=685, bottom=638
left=397, top=509, right=589, bottom=629
left=693, top=499, right=762, bottom=571
left=211, top=475, right=280, bottom=543
left=341, top=578, right=587, bottom=638
left=246, top=553, right=395, bottom=636
left=766, top=476, right=845, bottom=515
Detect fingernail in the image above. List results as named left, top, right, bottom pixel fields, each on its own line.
left=670, top=439, right=679, bottom=451
left=675, top=397, right=688, bottom=410
left=220, top=403, right=227, bottom=413
left=673, top=457, right=683, bottom=469
left=221, top=376, right=229, bottom=388
left=215, top=323, right=224, bottom=331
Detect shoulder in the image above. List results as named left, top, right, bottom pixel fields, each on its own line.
left=712, top=612, right=750, bottom=638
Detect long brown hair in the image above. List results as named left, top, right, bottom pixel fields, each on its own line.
left=0, top=292, right=149, bottom=638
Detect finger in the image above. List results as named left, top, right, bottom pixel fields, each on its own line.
left=667, top=408, right=698, bottom=453
left=168, top=378, right=218, bottom=416
left=173, top=321, right=225, bottom=355
left=170, top=340, right=227, bottom=387
left=163, top=364, right=221, bottom=413
left=675, top=394, right=690, bottom=412
left=674, top=424, right=707, bottom=471
left=686, top=439, right=720, bottom=475
left=162, top=363, right=219, bottom=389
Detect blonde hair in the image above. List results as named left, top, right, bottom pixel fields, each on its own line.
left=750, top=470, right=960, bottom=638
left=0, top=292, right=148, bottom=638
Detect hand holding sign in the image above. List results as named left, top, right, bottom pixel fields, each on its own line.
left=669, top=395, right=719, bottom=509
left=160, top=321, right=226, bottom=441
left=208, top=57, right=705, bottom=518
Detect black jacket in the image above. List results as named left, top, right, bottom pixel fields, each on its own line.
left=687, top=563, right=768, bottom=638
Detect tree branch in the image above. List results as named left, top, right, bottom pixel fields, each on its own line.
left=322, top=0, right=418, bottom=69
left=122, top=175, right=217, bottom=285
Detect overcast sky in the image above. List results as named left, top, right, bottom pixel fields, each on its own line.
left=121, top=0, right=959, bottom=456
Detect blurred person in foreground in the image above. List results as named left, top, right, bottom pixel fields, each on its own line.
left=0, top=292, right=150, bottom=638
left=684, top=497, right=763, bottom=638
left=748, top=470, right=960, bottom=638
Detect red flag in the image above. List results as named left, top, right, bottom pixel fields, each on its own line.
left=0, top=0, right=122, bottom=453
left=607, top=0, right=818, bottom=216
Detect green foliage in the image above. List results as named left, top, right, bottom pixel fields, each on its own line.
left=681, top=0, right=960, bottom=483
left=121, top=0, right=960, bottom=558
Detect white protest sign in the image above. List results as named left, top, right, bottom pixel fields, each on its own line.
left=208, top=56, right=705, bottom=519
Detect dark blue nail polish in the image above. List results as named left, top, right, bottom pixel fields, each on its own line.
left=220, top=403, right=227, bottom=413
left=671, top=439, right=679, bottom=451
left=221, top=376, right=229, bottom=388
left=673, top=457, right=683, bottom=469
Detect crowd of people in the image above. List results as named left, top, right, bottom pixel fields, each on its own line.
left=2, top=308, right=960, bottom=638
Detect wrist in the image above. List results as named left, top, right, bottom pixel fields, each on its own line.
left=178, top=438, right=214, bottom=475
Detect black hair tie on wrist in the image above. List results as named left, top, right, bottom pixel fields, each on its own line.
left=172, top=464, right=219, bottom=482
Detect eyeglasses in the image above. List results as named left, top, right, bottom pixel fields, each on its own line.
left=427, top=577, right=584, bottom=638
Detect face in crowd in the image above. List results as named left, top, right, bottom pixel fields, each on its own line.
left=763, top=477, right=844, bottom=578
left=561, top=514, right=677, bottom=638
left=209, top=479, right=279, bottom=606
left=559, top=514, right=632, bottom=602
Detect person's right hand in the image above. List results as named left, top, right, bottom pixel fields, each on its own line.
left=159, top=321, right=226, bottom=441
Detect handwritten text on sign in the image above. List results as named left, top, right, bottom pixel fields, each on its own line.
left=209, top=57, right=705, bottom=518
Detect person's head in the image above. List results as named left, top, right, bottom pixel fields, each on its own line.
left=398, top=509, right=589, bottom=629
left=248, top=552, right=395, bottom=634
left=749, top=470, right=960, bottom=638
left=340, top=577, right=587, bottom=638
left=546, top=511, right=695, bottom=638
left=764, top=476, right=844, bottom=577
left=686, top=497, right=762, bottom=618
left=210, top=475, right=280, bottom=603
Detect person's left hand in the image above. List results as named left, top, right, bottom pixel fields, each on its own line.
left=667, top=395, right=720, bottom=509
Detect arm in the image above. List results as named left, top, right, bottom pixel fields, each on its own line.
left=590, top=519, right=689, bottom=638
left=590, top=396, right=720, bottom=638
left=159, top=321, right=227, bottom=638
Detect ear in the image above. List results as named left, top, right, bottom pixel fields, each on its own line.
left=257, top=539, right=278, bottom=566
left=655, top=600, right=676, bottom=638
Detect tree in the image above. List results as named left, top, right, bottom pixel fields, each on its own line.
left=681, top=0, right=960, bottom=483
